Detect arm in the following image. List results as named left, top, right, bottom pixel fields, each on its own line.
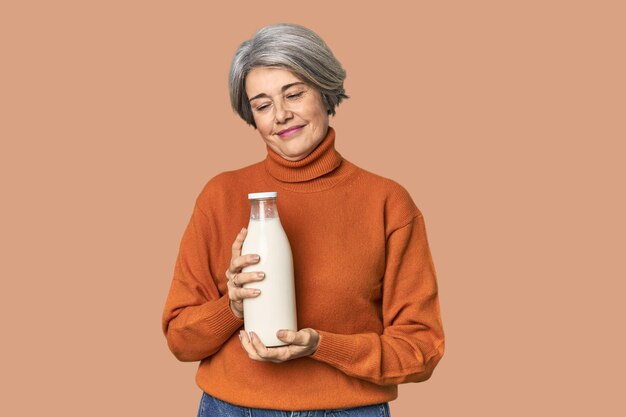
left=309, top=214, right=445, bottom=386
left=161, top=203, right=244, bottom=362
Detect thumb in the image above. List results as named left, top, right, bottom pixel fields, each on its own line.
left=277, top=329, right=315, bottom=346
left=276, top=329, right=300, bottom=344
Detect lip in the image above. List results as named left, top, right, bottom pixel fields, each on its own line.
left=277, top=125, right=304, bottom=138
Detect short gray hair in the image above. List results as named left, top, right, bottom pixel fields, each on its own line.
left=229, top=23, right=349, bottom=128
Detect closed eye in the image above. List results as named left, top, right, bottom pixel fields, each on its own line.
left=254, top=91, right=304, bottom=112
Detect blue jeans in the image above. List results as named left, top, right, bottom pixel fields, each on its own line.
left=197, top=392, right=391, bottom=417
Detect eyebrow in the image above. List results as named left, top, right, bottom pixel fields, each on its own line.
left=248, top=82, right=306, bottom=102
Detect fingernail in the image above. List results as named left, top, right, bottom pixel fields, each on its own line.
left=238, top=331, right=242, bottom=340
left=253, top=255, right=260, bottom=261
left=252, top=289, right=260, bottom=295
left=258, top=272, right=265, bottom=278
left=240, top=227, right=246, bottom=234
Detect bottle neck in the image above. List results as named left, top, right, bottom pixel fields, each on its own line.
left=250, top=198, right=279, bottom=220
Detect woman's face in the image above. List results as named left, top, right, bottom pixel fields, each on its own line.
left=245, top=66, right=329, bottom=162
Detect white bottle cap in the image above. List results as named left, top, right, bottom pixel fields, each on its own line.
left=248, top=191, right=278, bottom=199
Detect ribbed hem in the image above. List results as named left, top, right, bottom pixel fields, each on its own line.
left=310, top=330, right=358, bottom=370
left=203, top=294, right=244, bottom=337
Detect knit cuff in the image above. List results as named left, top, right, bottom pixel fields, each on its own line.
left=203, top=294, right=244, bottom=336
left=309, top=330, right=357, bottom=370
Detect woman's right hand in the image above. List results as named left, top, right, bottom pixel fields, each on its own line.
left=225, top=227, right=264, bottom=319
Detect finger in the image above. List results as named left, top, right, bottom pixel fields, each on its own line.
left=249, top=332, right=294, bottom=363
left=233, top=271, right=265, bottom=287
left=228, top=286, right=261, bottom=302
left=276, top=329, right=311, bottom=346
left=240, top=331, right=264, bottom=361
left=257, top=345, right=291, bottom=363
left=248, top=332, right=276, bottom=359
left=239, top=331, right=257, bottom=356
left=230, top=227, right=247, bottom=260
left=249, top=331, right=268, bottom=352
left=229, top=253, right=261, bottom=274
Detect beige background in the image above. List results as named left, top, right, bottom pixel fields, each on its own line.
left=1, top=1, right=624, bottom=415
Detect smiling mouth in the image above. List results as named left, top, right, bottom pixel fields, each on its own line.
left=277, top=125, right=304, bottom=137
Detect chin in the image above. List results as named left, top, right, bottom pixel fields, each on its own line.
left=281, top=149, right=306, bottom=160
left=290, top=138, right=316, bottom=152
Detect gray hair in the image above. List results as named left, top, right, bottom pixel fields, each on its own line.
left=229, top=23, right=349, bottom=128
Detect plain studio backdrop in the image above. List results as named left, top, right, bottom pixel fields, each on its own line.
left=1, top=1, right=624, bottom=416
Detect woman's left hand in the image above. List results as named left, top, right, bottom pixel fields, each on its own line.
left=239, top=328, right=320, bottom=363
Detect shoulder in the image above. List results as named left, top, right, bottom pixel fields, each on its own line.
left=348, top=162, right=422, bottom=229
left=195, top=161, right=264, bottom=209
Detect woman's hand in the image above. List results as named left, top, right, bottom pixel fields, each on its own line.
left=239, top=328, right=321, bottom=363
left=225, top=227, right=264, bottom=319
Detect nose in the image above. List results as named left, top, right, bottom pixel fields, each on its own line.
left=274, top=100, right=293, bottom=124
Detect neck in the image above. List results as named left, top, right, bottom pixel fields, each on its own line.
left=263, top=126, right=356, bottom=192
left=264, top=126, right=342, bottom=183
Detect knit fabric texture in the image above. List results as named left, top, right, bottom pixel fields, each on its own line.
left=162, top=126, right=445, bottom=410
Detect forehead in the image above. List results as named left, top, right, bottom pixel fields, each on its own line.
left=245, top=67, right=304, bottom=97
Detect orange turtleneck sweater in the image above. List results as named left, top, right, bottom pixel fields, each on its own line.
left=162, top=126, right=445, bottom=410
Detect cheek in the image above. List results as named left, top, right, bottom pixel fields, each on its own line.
left=308, top=97, right=328, bottom=121
left=254, top=115, right=272, bottom=136
left=308, top=105, right=328, bottom=125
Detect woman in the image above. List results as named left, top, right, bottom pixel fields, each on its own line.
left=162, top=23, right=445, bottom=416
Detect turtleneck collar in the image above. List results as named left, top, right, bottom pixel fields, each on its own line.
left=264, top=126, right=343, bottom=183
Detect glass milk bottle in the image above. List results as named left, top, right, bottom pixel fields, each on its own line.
left=241, top=192, right=297, bottom=347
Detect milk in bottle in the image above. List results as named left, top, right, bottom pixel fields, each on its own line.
left=241, top=192, right=297, bottom=347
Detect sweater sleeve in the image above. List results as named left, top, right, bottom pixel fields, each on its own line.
left=161, top=203, right=244, bottom=362
left=309, top=214, right=445, bottom=386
